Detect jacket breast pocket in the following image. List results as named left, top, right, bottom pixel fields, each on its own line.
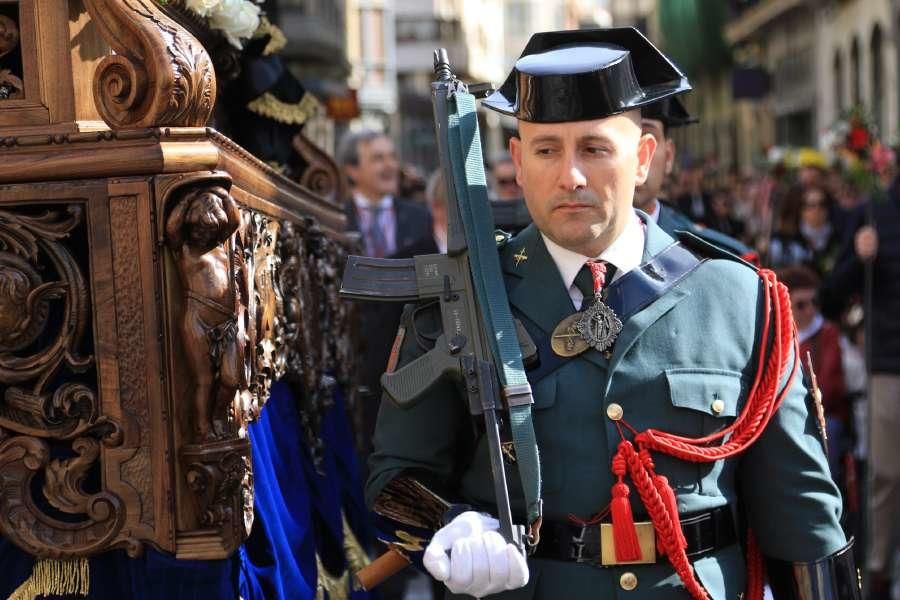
left=663, top=368, right=745, bottom=497
left=665, top=368, right=743, bottom=436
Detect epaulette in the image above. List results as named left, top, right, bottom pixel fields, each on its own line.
left=675, top=230, right=758, bottom=271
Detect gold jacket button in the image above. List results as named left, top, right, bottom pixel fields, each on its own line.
left=606, top=403, right=623, bottom=421
left=711, top=399, right=725, bottom=415
left=620, top=571, right=638, bottom=591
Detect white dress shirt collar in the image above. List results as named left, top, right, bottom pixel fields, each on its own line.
left=353, top=193, right=393, bottom=210
left=542, top=210, right=645, bottom=307
left=798, top=313, right=825, bottom=344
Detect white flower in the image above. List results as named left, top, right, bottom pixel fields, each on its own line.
left=208, top=0, right=261, bottom=49
left=184, top=0, right=222, bottom=18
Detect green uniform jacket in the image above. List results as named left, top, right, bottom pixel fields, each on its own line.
left=656, top=201, right=756, bottom=262
left=367, top=214, right=845, bottom=599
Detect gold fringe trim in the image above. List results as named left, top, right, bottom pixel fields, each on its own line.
left=342, top=513, right=370, bottom=574
left=247, top=93, right=319, bottom=126
left=315, top=553, right=349, bottom=600
left=313, top=513, right=370, bottom=600
left=7, top=558, right=90, bottom=600
left=254, top=17, right=287, bottom=56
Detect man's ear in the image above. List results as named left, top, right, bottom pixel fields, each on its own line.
left=344, top=163, right=359, bottom=187
left=665, top=139, right=676, bottom=176
left=509, top=136, right=524, bottom=187
left=635, top=132, right=658, bottom=185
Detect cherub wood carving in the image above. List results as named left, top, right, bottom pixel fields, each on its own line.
left=165, top=184, right=246, bottom=442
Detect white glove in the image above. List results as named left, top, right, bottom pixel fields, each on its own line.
left=423, top=511, right=529, bottom=598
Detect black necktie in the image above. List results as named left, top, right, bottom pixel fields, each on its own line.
left=573, top=261, right=616, bottom=310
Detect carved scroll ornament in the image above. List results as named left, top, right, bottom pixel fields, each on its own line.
left=293, top=134, right=348, bottom=206
left=0, top=206, right=128, bottom=559
left=83, top=0, right=216, bottom=128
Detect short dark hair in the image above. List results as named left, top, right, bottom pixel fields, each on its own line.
left=777, top=265, right=821, bottom=291
left=336, top=129, right=388, bottom=167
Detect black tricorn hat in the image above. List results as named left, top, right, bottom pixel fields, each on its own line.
left=642, top=96, right=698, bottom=128
left=483, top=28, right=691, bottom=123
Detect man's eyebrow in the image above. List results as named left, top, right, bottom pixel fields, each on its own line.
left=578, top=134, right=614, bottom=145
left=528, top=134, right=562, bottom=146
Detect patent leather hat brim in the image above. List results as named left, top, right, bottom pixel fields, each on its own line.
left=483, top=27, right=691, bottom=123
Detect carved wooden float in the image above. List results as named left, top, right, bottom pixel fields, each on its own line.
left=0, top=0, right=356, bottom=562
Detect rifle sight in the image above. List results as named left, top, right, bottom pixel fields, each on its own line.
left=433, top=48, right=453, bottom=82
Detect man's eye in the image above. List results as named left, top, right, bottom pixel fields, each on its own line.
left=535, top=147, right=556, bottom=156
left=584, top=146, right=608, bottom=155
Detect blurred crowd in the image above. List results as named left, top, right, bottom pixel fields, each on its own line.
left=337, top=125, right=900, bottom=596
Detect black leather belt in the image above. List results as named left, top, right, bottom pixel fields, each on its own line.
left=533, top=506, right=737, bottom=566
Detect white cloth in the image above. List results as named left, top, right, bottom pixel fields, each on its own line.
left=423, top=511, right=529, bottom=597
left=797, top=313, right=824, bottom=345
left=353, top=193, right=397, bottom=257
left=542, top=210, right=645, bottom=309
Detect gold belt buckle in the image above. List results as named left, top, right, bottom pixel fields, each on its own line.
left=599, top=521, right=657, bottom=566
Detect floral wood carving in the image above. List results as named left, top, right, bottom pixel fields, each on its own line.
left=277, top=218, right=359, bottom=473
left=182, top=438, right=252, bottom=539
left=240, top=211, right=285, bottom=421
left=0, top=435, right=127, bottom=558
left=0, top=206, right=129, bottom=559
left=83, top=0, right=216, bottom=128
left=0, top=207, right=119, bottom=443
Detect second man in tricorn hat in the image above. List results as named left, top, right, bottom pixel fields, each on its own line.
left=368, top=28, right=855, bottom=599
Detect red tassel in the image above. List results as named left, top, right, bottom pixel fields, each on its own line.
left=653, top=475, right=686, bottom=554
left=611, top=481, right=642, bottom=562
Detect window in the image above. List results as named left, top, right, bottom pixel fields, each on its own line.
left=834, top=49, right=844, bottom=115
left=851, top=36, right=861, bottom=108
left=871, top=24, right=883, bottom=133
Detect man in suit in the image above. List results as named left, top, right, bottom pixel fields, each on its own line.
left=337, top=129, right=434, bottom=463
left=634, top=97, right=757, bottom=263
left=337, top=129, right=432, bottom=258
left=368, top=29, right=856, bottom=599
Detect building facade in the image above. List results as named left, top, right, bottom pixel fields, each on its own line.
left=721, top=0, right=897, bottom=175
left=393, top=0, right=506, bottom=169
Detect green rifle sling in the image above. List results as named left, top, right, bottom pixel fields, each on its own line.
left=446, top=91, right=543, bottom=525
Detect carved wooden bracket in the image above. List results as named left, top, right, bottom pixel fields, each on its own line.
left=161, top=171, right=290, bottom=556
left=83, top=0, right=216, bottom=128
left=293, top=133, right=348, bottom=207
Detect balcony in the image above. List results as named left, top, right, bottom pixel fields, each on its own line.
left=724, top=0, right=808, bottom=44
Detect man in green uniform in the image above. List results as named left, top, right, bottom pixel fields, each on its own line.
left=634, top=97, right=758, bottom=263
left=367, top=29, right=856, bottom=599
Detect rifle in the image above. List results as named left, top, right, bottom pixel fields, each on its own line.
left=341, top=49, right=542, bottom=588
